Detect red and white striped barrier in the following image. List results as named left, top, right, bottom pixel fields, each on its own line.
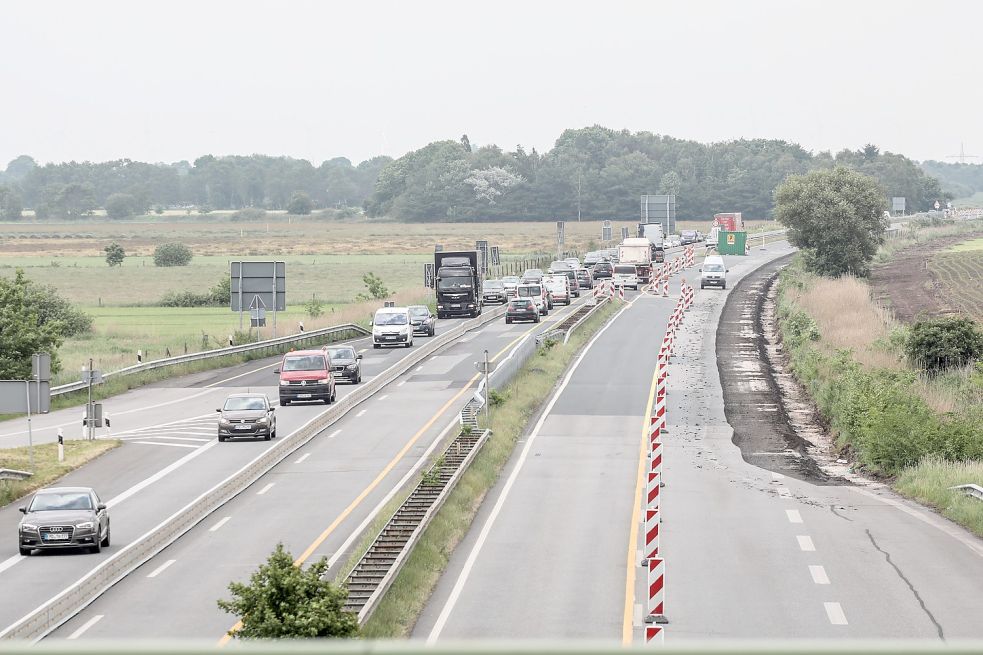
left=649, top=417, right=662, bottom=452
left=619, top=284, right=626, bottom=301
left=645, top=625, right=665, bottom=644
left=645, top=557, right=668, bottom=624
left=644, top=508, right=660, bottom=561
left=646, top=470, right=661, bottom=510
left=661, top=277, right=669, bottom=297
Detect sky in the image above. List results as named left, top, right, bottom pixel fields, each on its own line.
left=3, top=0, right=981, bottom=167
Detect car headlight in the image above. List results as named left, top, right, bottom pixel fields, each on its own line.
left=317, top=378, right=330, bottom=385
left=76, top=522, right=94, bottom=530
left=21, top=524, right=37, bottom=532
left=256, top=417, right=269, bottom=424
left=280, top=380, right=290, bottom=386
left=219, top=419, right=232, bottom=427
left=346, top=364, right=357, bottom=370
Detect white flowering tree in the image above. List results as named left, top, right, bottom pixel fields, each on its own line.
left=464, top=166, right=525, bottom=204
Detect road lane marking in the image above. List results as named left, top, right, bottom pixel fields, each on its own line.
left=328, top=429, right=342, bottom=439
left=257, top=483, right=275, bottom=495
left=0, top=556, right=24, bottom=575
left=356, top=409, right=367, bottom=417
left=397, top=380, right=406, bottom=387
left=132, top=441, right=201, bottom=449
left=415, top=365, right=424, bottom=372
left=809, top=565, right=830, bottom=585
left=106, top=440, right=218, bottom=510
left=777, top=486, right=792, bottom=498
left=219, top=301, right=584, bottom=646
left=147, top=559, right=176, bottom=578
left=824, top=602, right=848, bottom=625
left=67, top=614, right=103, bottom=639
left=786, top=509, right=803, bottom=524
left=378, top=394, right=389, bottom=401
left=797, top=535, right=816, bottom=552
left=294, top=453, right=311, bottom=464
left=427, top=297, right=633, bottom=644
left=121, top=435, right=211, bottom=443
left=210, top=517, right=231, bottom=532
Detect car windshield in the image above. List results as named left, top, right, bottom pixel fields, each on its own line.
left=483, top=281, right=504, bottom=290
left=510, top=299, right=532, bottom=307
left=438, top=277, right=472, bottom=290
left=327, top=347, right=356, bottom=360
left=30, top=492, right=92, bottom=512
left=224, top=396, right=267, bottom=411
left=518, top=286, right=542, bottom=297
left=614, top=265, right=636, bottom=275
left=375, top=312, right=408, bottom=325
left=283, top=355, right=327, bottom=371
left=408, top=306, right=430, bottom=317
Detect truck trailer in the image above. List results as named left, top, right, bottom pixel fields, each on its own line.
left=617, top=237, right=653, bottom=284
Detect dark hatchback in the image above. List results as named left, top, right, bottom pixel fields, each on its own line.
left=19, top=487, right=110, bottom=555
left=325, top=345, right=362, bottom=383
left=592, top=261, right=614, bottom=279
left=505, top=298, right=540, bottom=324
left=408, top=305, right=436, bottom=336
left=217, top=393, right=277, bottom=441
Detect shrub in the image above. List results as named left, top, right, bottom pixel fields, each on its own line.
left=24, top=280, right=93, bottom=337
left=158, top=276, right=229, bottom=307
left=229, top=207, right=267, bottom=221
left=104, top=241, right=125, bottom=267
left=905, top=316, right=983, bottom=374
left=305, top=295, right=324, bottom=319
left=153, top=242, right=193, bottom=267
left=287, top=192, right=314, bottom=215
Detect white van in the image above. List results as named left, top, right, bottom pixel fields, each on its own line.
left=372, top=306, right=413, bottom=348
left=543, top=273, right=572, bottom=306
left=700, top=256, right=727, bottom=289
left=612, top=264, right=639, bottom=290
left=516, top=282, right=549, bottom=316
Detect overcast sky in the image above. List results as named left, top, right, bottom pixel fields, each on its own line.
left=3, top=0, right=980, bottom=167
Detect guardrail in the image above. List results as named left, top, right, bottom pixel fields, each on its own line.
left=0, top=306, right=507, bottom=641
left=0, top=469, right=32, bottom=481
left=950, top=484, right=983, bottom=502
left=50, top=323, right=370, bottom=397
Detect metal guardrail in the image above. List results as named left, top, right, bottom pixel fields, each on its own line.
left=0, top=469, right=32, bottom=481
left=950, top=484, right=983, bottom=501
left=0, top=306, right=507, bottom=642
left=50, top=323, right=371, bottom=397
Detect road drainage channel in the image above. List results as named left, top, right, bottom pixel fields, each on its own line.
left=342, top=428, right=490, bottom=620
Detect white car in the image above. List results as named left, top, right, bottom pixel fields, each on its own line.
left=700, top=256, right=727, bottom=289
left=372, top=306, right=413, bottom=348
left=543, top=274, right=572, bottom=306
left=612, top=264, right=639, bottom=290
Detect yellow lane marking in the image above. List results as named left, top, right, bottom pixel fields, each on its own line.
left=219, top=302, right=582, bottom=644
left=623, top=357, right=661, bottom=645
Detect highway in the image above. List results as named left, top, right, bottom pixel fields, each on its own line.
left=36, top=298, right=588, bottom=640
left=416, top=243, right=983, bottom=643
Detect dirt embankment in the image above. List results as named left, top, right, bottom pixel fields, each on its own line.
left=868, top=238, right=963, bottom=322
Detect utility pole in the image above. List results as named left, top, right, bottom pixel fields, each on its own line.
left=87, top=358, right=94, bottom=441
left=577, top=172, right=582, bottom=222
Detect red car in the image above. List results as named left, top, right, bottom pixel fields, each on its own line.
left=275, top=349, right=337, bottom=405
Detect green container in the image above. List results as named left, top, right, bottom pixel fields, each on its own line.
left=717, top=230, right=747, bottom=255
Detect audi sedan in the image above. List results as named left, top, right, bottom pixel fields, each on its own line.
left=217, top=393, right=276, bottom=441
left=18, top=487, right=110, bottom=555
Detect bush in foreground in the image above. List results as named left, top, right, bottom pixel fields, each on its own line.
left=217, top=543, right=358, bottom=639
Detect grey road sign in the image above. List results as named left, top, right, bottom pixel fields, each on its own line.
left=621, top=226, right=630, bottom=240
left=0, top=381, right=51, bottom=414
left=490, top=246, right=501, bottom=266
left=474, top=360, right=498, bottom=374
left=892, top=197, right=906, bottom=212
left=84, top=402, right=103, bottom=428
left=556, top=221, right=565, bottom=245
left=230, top=261, right=286, bottom=312
left=475, top=240, right=490, bottom=274
left=250, top=307, right=267, bottom=327
left=424, top=263, right=435, bottom=288
left=31, top=354, right=51, bottom=382
left=80, top=368, right=103, bottom=384
left=641, top=194, right=677, bottom=235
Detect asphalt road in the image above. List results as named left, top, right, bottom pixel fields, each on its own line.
left=41, top=298, right=588, bottom=640
left=415, top=246, right=789, bottom=642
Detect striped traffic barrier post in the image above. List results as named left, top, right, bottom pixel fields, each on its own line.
left=654, top=393, right=667, bottom=433
left=646, top=471, right=661, bottom=511
left=645, top=557, right=668, bottom=624
left=619, top=284, right=626, bottom=301
left=649, top=417, right=662, bottom=453
left=662, top=277, right=669, bottom=297
left=645, top=625, right=665, bottom=644
left=642, top=508, right=660, bottom=563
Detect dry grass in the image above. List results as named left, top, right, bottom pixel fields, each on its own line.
left=0, top=439, right=120, bottom=507
left=895, top=457, right=983, bottom=538
left=789, top=275, right=903, bottom=370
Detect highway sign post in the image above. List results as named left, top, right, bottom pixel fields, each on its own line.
left=556, top=221, right=565, bottom=259
left=621, top=226, right=630, bottom=240
left=602, top=220, right=612, bottom=243
left=475, top=240, right=490, bottom=275
left=230, top=261, right=286, bottom=337
left=424, top=263, right=435, bottom=288
left=892, top=197, right=906, bottom=214
left=641, top=194, right=677, bottom=236
left=474, top=351, right=497, bottom=420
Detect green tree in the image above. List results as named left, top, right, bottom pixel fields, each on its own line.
left=774, top=167, right=888, bottom=277
left=0, top=271, right=64, bottom=378
left=217, top=543, right=358, bottom=639
left=905, top=316, right=983, bottom=374
left=305, top=294, right=324, bottom=318
left=105, top=192, right=139, bottom=219
left=360, top=272, right=390, bottom=300
left=104, top=241, right=126, bottom=267
left=286, top=191, right=313, bottom=215
left=153, top=242, right=193, bottom=267
left=23, top=280, right=93, bottom=337
left=0, top=185, right=23, bottom=220
left=55, top=183, right=97, bottom=219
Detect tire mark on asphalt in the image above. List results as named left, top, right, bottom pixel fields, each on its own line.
left=865, top=528, right=944, bottom=640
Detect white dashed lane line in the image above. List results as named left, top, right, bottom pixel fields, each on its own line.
left=809, top=565, right=830, bottom=585
left=67, top=614, right=104, bottom=639
left=210, top=517, right=231, bottom=532
left=356, top=409, right=367, bottom=417
left=824, top=602, right=848, bottom=625
left=328, top=429, right=342, bottom=439
left=132, top=441, right=200, bottom=449
left=797, top=535, right=816, bottom=551
left=147, top=559, right=176, bottom=578
left=295, top=453, right=311, bottom=464
left=257, top=483, right=275, bottom=496
left=785, top=509, right=803, bottom=524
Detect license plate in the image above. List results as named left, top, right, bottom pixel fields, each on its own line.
left=234, top=425, right=252, bottom=430
left=44, top=533, right=69, bottom=541
left=298, top=393, right=312, bottom=399
left=451, top=304, right=461, bottom=308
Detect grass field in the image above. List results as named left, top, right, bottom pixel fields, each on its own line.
left=927, top=249, right=983, bottom=320
left=949, top=236, right=983, bottom=252
left=0, top=440, right=120, bottom=507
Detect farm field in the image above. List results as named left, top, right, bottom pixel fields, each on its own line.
left=927, top=249, right=983, bottom=320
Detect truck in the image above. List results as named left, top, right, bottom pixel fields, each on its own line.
left=639, top=223, right=665, bottom=263
left=435, top=251, right=482, bottom=319
left=617, top=237, right=653, bottom=284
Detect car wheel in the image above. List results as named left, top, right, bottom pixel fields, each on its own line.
left=534, top=314, right=541, bottom=323
left=218, top=434, right=226, bottom=442
left=101, top=526, right=111, bottom=548
left=332, top=387, right=337, bottom=402
left=19, top=546, right=31, bottom=556
left=506, top=317, right=512, bottom=324
left=356, top=373, right=362, bottom=384
left=264, top=430, right=272, bottom=441
left=91, top=539, right=102, bottom=554
left=280, top=398, right=289, bottom=406
left=722, top=283, right=726, bottom=290
left=701, top=283, right=705, bottom=289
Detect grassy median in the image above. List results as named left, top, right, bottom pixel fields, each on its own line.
left=0, top=439, right=120, bottom=507
left=358, top=299, right=620, bottom=638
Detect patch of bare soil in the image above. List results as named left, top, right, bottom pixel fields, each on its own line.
left=869, top=238, right=964, bottom=322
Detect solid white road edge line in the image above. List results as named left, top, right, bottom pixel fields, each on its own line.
left=66, top=614, right=103, bottom=640
left=426, top=293, right=638, bottom=644
left=809, top=565, right=830, bottom=585
left=132, top=441, right=201, bottom=449
left=797, top=535, right=816, bottom=552
left=146, top=559, right=176, bottom=579
left=210, top=517, right=231, bottom=532
left=824, top=602, right=848, bottom=625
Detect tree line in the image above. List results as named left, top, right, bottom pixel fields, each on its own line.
left=0, top=127, right=950, bottom=221
left=920, top=160, right=983, bottom=200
